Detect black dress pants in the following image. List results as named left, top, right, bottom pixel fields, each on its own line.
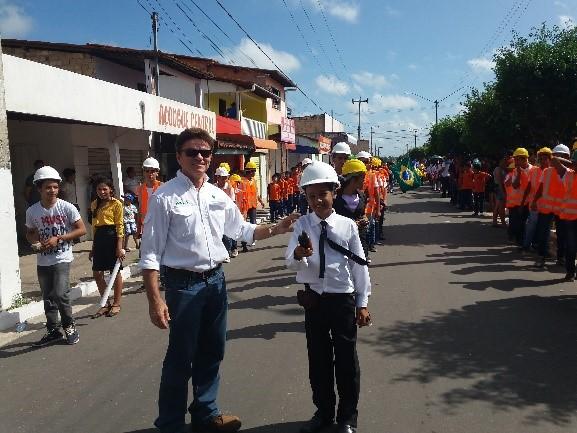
left=304, top=292, right=360, bottom=427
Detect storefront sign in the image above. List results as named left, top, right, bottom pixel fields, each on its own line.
left=318, top=135, right=331, bottom=154
left=280, top=117, right=296, bottom=143
left=158, top=103, right=215, bottom=136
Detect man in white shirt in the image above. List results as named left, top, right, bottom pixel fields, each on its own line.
left=285, top=161, right=371, bottom=433
left=25, top=166, right=87, bottom=346
left=140, top=127, right=298, bottom=433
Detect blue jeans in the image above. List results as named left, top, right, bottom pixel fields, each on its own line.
left=523, top=210, right=539, bottom=249
left=155, top=266, right=228, bottom=433
left=367, top=216, right=376, bottom=247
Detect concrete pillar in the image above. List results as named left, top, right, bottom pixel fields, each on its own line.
left=73, top=145, right=90, bottom=240
left=108, top=140, right=124, bottom=199
left=0, top=41, right=22, bottom=309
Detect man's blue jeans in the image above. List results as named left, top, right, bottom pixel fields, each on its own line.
left=523, top=210, right=539, bottom=249
left=155, top=266, right=227, bottom=433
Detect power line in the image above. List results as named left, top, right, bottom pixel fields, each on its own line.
left=185, top=0, right=258, bottom=67
left=279, top=0, right=324, bottom=71
left=212, top=0, right=326, bottom=113
left=298, top=0, right=342, bottom=82
left=315, top=0, right=350, bottom=76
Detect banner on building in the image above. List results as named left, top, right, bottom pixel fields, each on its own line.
left=280, top=117, right=296, bottom=143
left=318, top=135, right=331, bottom=154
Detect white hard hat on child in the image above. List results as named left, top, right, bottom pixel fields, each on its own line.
left=214, top=167, right=229, bottom=177
left=302, top=157, right=313, bottom=165
left=552, top=144, right=570, bottom=156
left=33, top=166, right=62, bottom=184
left=331, top=142, right=352, bottom=155
left=142, top=157, right=160, bottom=170
left=356, top=151, right=372, bottom=159
left=299, top=161, right=340, bottom=188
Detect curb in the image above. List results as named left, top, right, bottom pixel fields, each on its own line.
left=0, top=262, right=142, bottom=332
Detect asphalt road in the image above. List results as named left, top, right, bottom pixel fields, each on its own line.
left=2, top=189, right=577, bottom=433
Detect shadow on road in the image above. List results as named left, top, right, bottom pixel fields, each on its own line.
left=229, top=294, right=297, bottom=310
left=123, top=421, right=307, bottom=433
left=384, top=221, right=500, bottom=247
left=228, top=276, right=297, bottom=293
left=227, top=321, right=304, bottom=341
left=363, top=295, right=577, bottom=425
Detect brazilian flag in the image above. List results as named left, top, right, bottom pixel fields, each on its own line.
left=392, top=158, right=422, bottom=193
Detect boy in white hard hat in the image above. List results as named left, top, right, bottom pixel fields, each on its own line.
left=25, top=166, right=87, bottom=346
left=286, top=161, right=371, bottom=433
left=331, top=142, right=351, bottom=176
left=137, top=157, right=162, bottom=238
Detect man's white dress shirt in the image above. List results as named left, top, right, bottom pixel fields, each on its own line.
left=285, top=211, right=371, bottom=307
left=140, top=170, right=256, bottom=272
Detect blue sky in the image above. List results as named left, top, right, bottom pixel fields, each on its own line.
left=1, top=0, right=573, bottom=155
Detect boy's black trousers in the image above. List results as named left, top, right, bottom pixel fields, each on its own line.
left=304, top=292, right=360, bottom=427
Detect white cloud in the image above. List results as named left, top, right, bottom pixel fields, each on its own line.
left=351, top=71, right=390, bottom=89
left=560, top=15, right=575, bottom=30
left=555, top=1, right=568, bottom=10
left=0, top=0, right=32, bottom=38
left=408, top=64, right=418, bottom=70
left=384, top=5, right=401, bottom=17
left=373, top=94, right=418, bottom=110
left=467, top=57, right=495, bottom=73
left=311, top=0, right=359, bottom=23
left=223, top=37, right=301, bottom=72
left=316, top=74, right=349, bottom=95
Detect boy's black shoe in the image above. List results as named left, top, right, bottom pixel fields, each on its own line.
left=564, top=273, right=575, bottom=282
left=34, top=329, right=63, bottom=347
left=336, top=425, right=357, bottom=433
left=64, top=324, right=80, bottom=345
left=556, top=258, right=566, bottom=266
left=300, top=414, right=333, bottom=433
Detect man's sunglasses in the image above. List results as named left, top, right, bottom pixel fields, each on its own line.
left=181, top=148, right=212, bottom=158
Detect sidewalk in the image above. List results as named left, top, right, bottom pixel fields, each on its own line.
left=18, top=240, right=141, bottom=300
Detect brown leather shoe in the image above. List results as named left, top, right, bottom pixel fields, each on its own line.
left=191, top=414, right=242, bottom=433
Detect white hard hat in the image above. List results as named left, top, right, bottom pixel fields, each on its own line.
left=214, top=167, right=229, bottom=177
left=142, top=157, right=160, bottom=170
left=331, top=142, right=351, bottom=155
left=552, top=144, right=570, bottom=156
left=33, top=166, right=62, bottom=184
left=302, top=157, right=313, bottom=165
left=299, top=161, right=340, bottom=189
left=356, top=151, right=372, bottom=160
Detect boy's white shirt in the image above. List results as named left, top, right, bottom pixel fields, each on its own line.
left=285, top=210, right=371, bottom=307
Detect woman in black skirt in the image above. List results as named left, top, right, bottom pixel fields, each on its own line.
left=333, top=159, right=370, bottom=260
left=90, top=178, right=125, bottom=318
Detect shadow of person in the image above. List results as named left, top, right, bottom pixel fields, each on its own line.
left=123, top=421, right=307, bottom=433
left=363, top=295, right=577, bottom=426
left=227, top=321, right=304, bottom=341
left=229, top=295, right=296, bottom=310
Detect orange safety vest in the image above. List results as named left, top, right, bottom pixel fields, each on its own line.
left=138, top=180, right=162, bottom=225
left=242, top=177, right=258, bottom=209
left=268, top=182, right=281, bottom=201
left=364, top=170, right=378, bottom=217
left=506, top=167, right=530, bottom=208
left=561, top=170, right=577, bottom=221
left=538, top=167, right=565, bottom=215
left=233, top=180, right=248, bottom=215
left=525, top=166, right=542, bottom=206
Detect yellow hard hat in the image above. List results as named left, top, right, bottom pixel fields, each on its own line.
left=245, top=161, right=257, bottom=170
left=513, top=147, right=529, bottom=158
left=230, top=174, right=242, bottom=182
left=537, top=147, right=552, bottom=156
left=219, top=162, right=231, bottom=172
left=370, top=157, right=381, bottom=167
left=572, top=140, right=577, bottom=151
left=341, top=159, right=367, bottom=176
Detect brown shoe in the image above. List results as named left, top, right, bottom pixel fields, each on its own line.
left=191, top=415, right=242, bottom=433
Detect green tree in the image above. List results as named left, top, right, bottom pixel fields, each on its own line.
left=427, top=115, right=466, bottom=155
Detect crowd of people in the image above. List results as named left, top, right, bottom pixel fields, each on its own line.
left=426, top=142, right=577, bottom=281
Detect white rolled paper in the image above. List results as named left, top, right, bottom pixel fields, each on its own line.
left=99, top=259, right=122, bottom=307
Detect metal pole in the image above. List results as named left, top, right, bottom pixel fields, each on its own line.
left=414, top=129, right=417, bottom=149
left=434, top=100, right=439, bottom=124
left=331, top=109, right=334, bottom=132
left=370, top=126, right=373, bottom=154
left=352, top=97, right=368, bottom=142
left=152, top=12, right=160, bottom=95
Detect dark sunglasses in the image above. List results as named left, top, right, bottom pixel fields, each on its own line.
left=181, top=148, right=212, bottom=158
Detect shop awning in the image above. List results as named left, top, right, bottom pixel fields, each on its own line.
left=283, top=142, right=296, bottom=151
left=215, top=133, right=256, bottom=154
left=253, top=138, right=278, bottom=150
left=291, top=144, right=318, bottom=154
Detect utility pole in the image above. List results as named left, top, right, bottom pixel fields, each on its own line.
left=352, top=97, right=368, bottom=143
left=370, top=126, right=376, bottom=154
left=414, top=129, right=417, bottom=149
left=434, top=100, right=439, bottom=124
left=152, top=12, right=160, bottom=95
left=331, top=109, right=334, bottom=132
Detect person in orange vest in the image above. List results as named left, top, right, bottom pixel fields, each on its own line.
left=290, top=166, right=300, bottom=214
left=267, top=173, right=282, bottom=223
left=549, top=150, right=577, bottom=280
left=357, top=151, right=379, bottom=252
left=531, top=144, right=571, bottom=267
left=471, top=159, right=491, bottom=216
left=504, top=148, right=532, bottom=246
left=458, top=160, right=474, bottom=210
left=521, top=147, right=551, bottom=251
left=214, top=167, right=238, bottom=261
left=137, top=157, right=163, bottom=238
left=279, top=171, right=288, bottom=217
left=284, top=170, right=295, bottom=214
left=240, top=160, right=264, bottom=252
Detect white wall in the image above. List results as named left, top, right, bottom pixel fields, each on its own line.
left=95, top=58, right=145, bottom=90
left=160, top=74, right=197, bottom=106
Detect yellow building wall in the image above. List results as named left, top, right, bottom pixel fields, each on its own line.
left=240, top=94, right=267, bottom=122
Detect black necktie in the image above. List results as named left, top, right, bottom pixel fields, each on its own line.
left=319, top=221, right=327, bottom=278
